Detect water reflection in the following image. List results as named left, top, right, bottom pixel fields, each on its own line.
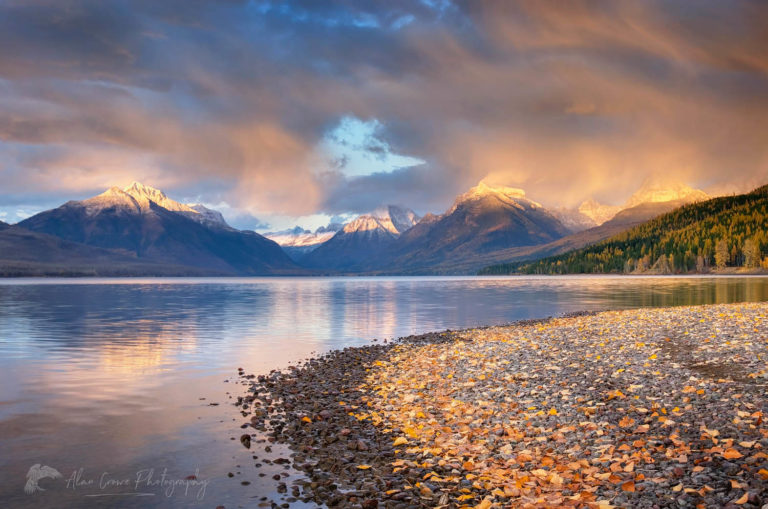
left=0, top=276, right=767, bottom=507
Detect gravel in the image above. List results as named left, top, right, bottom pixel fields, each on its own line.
left=236, top=303, right=768, bottom=508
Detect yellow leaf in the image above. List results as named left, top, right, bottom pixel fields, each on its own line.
left=733, top=493, right=749, bottom=505
left=404, top=427, right=419, bottom=438
left=619, top=416, right=635, bottom=428
left=475, top=498, right=493, bottom=509
left=357, top=465, right=372, bottom=470
left=301, top=416, right=312, bottom=423
left=548, top=407, right=558, bottom=416
left=393, top=436, right=408, bottom=446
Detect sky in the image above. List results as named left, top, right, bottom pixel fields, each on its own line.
left=0, top=0, right=767, bottom=231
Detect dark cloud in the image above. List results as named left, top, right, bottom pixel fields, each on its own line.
left=321, top=163, right=451, bottom=215
left=0, top=0, right=766, bottom=224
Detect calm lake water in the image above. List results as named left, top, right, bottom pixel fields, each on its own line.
left=1, top=275, right=768, bottom=508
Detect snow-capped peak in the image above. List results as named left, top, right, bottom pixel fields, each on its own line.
left=124, top=181, right=166, bottom=200
left=371, top=205, right=420, bottom=233
left=577, top=180, right=711, bottom=226
left=78, top=182, right=236, bottom=230
left=80, top=187, right=143, bottom=215
left=449, top=182, right=541, bottom=214
left=343, top=205, right=420, bottom=235
left=122, top=182, right=197, bottom=214
left=577, top=198, right=622, bottom=226
left=462, top=182, right=528, bottom=201
left=185, top=204, right=231, bottom=229
left=265, top=224, right=339, bottom=247
left=624, top=180, right=709, bottom=209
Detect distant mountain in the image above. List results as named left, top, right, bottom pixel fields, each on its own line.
left=551, top=207, right=597, bottom=233
left=365, top=183, right=570, bottom=273
left=265, top=223, right=343, bottom=260
left=577, top=199, right=622, bottom=226
left=577, top=180, right=710, bottom=226
left=17, top=182, right=300, bottom=275
left=456, top=199, right=698, bottom=274
left=624, top=180, right=710, bottom=209
left=302, top=206, right=419, bottom=270
left=481, top=184, right=768, bottom=275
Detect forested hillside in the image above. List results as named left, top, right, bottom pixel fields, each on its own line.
left=480, top=184, right=768, bottom=275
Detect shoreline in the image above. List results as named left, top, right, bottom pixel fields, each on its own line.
left=3, top=273, right=768, bottom=283
left=238, top=303, right=768, bottom=508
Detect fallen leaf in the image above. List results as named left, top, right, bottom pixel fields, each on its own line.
left=621, top=481, right=635, bottom=492
left=619, top=416, right=635, bottom=428
left=723, top=448, right=743, bottom=459
left=475, top=498, right=493, bottom=509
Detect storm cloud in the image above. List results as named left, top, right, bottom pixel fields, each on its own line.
left=1, top=0, right=766, bottom=227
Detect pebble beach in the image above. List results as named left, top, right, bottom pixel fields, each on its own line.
left=238, top=303, right=768, bottom=508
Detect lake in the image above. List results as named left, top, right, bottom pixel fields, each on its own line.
left=1, top=275, right=767, bottom=508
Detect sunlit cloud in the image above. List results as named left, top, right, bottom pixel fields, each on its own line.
left=0, top=0, right=765, bottom=227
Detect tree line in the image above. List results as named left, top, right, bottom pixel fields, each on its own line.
left=480, top=185, right=768, bottom=275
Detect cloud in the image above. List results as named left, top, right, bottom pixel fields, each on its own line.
left=320, top=116, right=425, bottom=178
left=0, top=0, right=766, bottom=219
left=227, top=212, right=271, bottom=232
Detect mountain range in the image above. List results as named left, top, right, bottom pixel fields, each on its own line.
left=369, top=184, right=571, bottom=273
left=264, top=224, right=343, bottom=260
left=481, top=184, right=768, bottom=275
left=303, top=206, right=420, bottom=271
left=295, top=181, right=709, bottom=274
left=0, top=179, right=718, bottom=276
left=549, top=179, right=713, bottom=232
